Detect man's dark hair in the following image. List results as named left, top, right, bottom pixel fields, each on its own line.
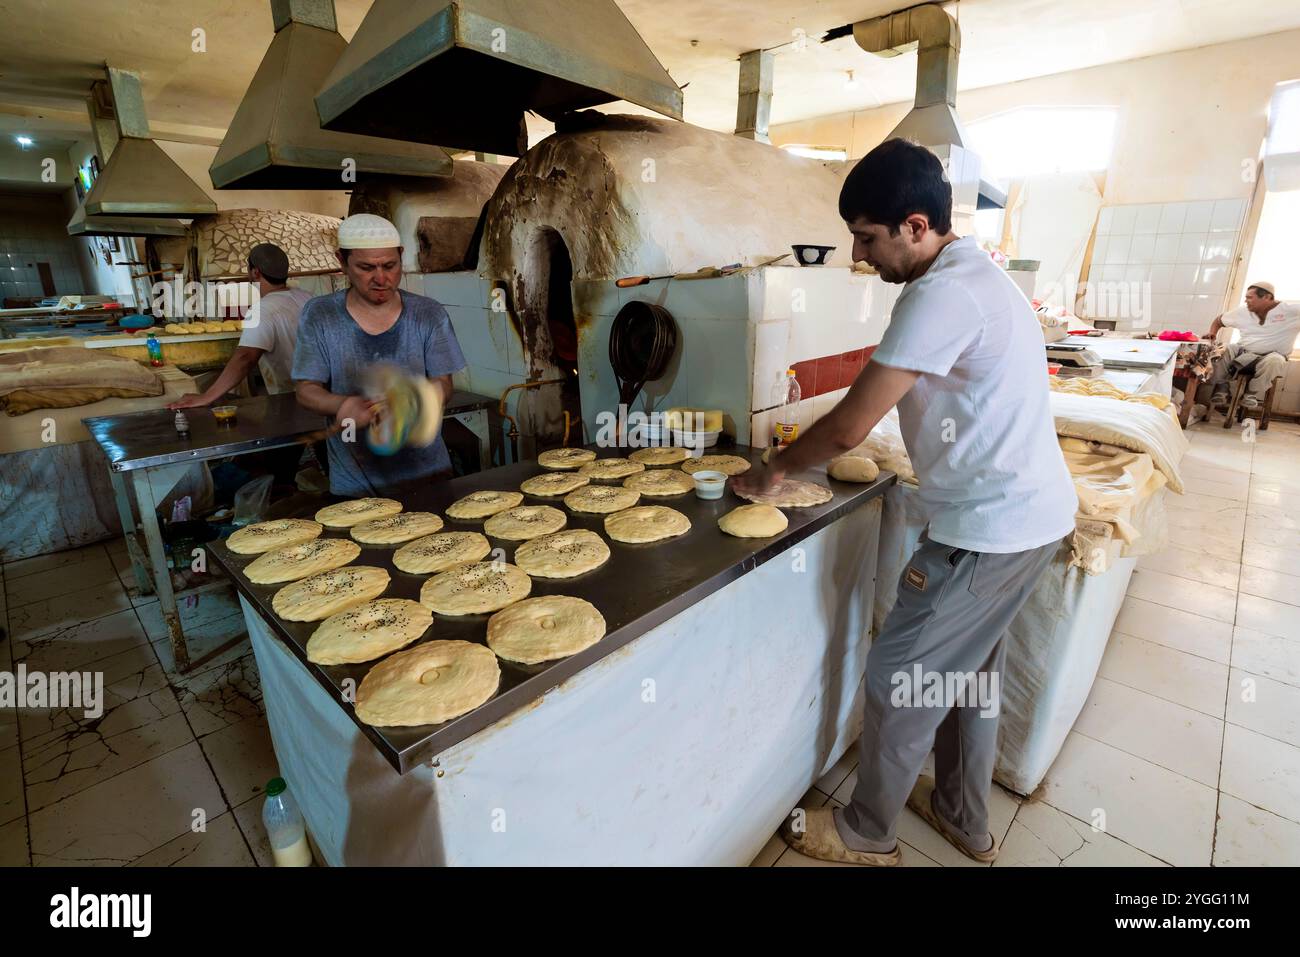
left=247, top=242, right=289, bottom=285
left=1248, top=285, right=1275, bottom=300
left=838, top=137, right=953, bottom=236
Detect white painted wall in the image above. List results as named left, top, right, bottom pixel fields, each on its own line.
left=771, top=28, right=1300, bottom=208
left=156, top=141, right=351, bottom=218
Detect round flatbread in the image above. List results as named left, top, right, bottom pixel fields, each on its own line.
left=604, top=505, right=691, bottom=544
left=315, top=498, right=403, bottom=528
left=244, top=538, right=360, bottom=585
left=719, top=504, right=789, bottom=538
left=272, top=566, right=390, bottom=622
left=564, top=485, right=641, bottom=514
left=520, top=472, right=590, bottom=497
left=734, top=479, right=833, bottom=508
left=623, top=468, right=694, bottom=497
left=487, top=596, right=607, bottom=665
left=393, top=532, right=491, bottom=575
left=354, top=640, right=500, bottom=728
left=538, top=447, right=597, bottom=470
left=514, top=529, right=610, bottom=579
left=419, top=561, right=532, bottom=615
left=306, top=599, right=433, bottom=665
left=828, top=455, right=881, bottom=483
left=483, top=505, right=567, bottom=541
left=226, top=518, right=322, bottom=555
left=350, top=512, right=444, bottom=545
left=681, top=454, right=751, bottom=476
left=445, top=490, right=524, bottom=519
left=578, top=458, right=645, bottom=481
left=629, top=446, right=690, bottom=466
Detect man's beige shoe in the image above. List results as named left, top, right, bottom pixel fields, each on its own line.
left=906, top=776, right=998, bottom=864
left=779, top=807, right=902, bottom=866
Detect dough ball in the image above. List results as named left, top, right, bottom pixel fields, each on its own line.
left=828, top=455, right=880, bottom=483
left=719, top=504, right=788, bottom=538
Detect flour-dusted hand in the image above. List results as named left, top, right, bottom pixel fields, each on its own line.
left=731, top=462, right=784, bottom=497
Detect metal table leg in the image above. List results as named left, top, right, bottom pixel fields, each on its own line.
left=131, top=468, right=191, bottom=672
left=108, top=467, right=153, bottom=597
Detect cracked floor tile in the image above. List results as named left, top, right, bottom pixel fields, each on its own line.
left=29, top=741, right=225, bottom=866
left=171, top=654, right=263, bottom=737
left=199, top=713, right=280, bottom=809
left=21, top=689, right=192, bottom=813
left=10, top=606, right=149, bottom=669
left=127, top=811, right=255, bottom=867
left=995, top=800, right=1169, bottom=866
left=0, top=815, right=28, bottom=866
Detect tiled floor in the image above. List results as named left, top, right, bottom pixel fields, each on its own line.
left=0, top=537, right=275, bottom=867
left=2, top=419, right=1298, bottom=867
left=757, top=417, right=1300, bottom=867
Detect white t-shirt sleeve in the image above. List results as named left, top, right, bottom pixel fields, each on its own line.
left=1220, top=306, right=1250, bottom=330
left=871, top=279, right=985, bottom=376
left=238, top=298, right=275, bottom=352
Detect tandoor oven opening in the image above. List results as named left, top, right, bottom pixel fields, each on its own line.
left=519, top=226, right=583, bottom=448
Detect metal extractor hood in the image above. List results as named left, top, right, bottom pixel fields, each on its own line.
left=313, top=0, right=684, bottom=156
left=83, top=67, right=218, bottom=218
left=67, top=79, right=188, bottom=237
left=835, top=3, right=1005, bottom=209
left=211, top=0, right=454, bottom=189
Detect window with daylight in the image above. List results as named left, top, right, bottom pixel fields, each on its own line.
left=966, top=107, right=1119, bottom=182
left=1262, top=79, right=1300, bottom=191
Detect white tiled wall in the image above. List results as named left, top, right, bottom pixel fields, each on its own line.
left=0, top=210, right=86, bottom=303
left=1089, top=199, right=1246, bottom=335
left=749, top=267, right=897, bottom=409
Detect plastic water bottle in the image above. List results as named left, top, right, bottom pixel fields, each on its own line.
left=262, top=777, right=313, bottom=867
left=146, top=335, right=163, bottom=367
left=772, top=368, right=801, bottom=448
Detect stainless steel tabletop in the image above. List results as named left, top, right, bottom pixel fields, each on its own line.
left=82, top=390, right=495, bottom=472
left=1063, top=335, right=1182, bottom=369
left=209, top=445, right=896, bottom=774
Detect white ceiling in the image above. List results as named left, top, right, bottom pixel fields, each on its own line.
left=1, top=0, right=1298, bottom=149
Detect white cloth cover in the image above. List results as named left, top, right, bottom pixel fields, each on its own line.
left=1049, top=392, right=1189, bottom=493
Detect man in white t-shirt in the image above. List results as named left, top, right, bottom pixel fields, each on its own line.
left=168, top=243, right=313, bottom=408
left=734, top=138, right=1076, bottom=867
left=1204, top=282, right=1298, bottom=410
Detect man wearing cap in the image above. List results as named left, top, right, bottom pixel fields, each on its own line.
left=169, top=242, right=312, bottom=408
left=1204, top=282, right=1299, bottom=410
left=293, top=213, right=467, bottom=497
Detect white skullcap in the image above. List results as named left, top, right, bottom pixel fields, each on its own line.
left=337, top=213, right=401, bottom=250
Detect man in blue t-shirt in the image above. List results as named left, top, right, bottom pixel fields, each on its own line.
left=292, top=214, right=467, bottom=497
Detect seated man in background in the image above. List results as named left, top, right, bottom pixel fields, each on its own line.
left=169, top=243, right=312, bottom=408
left=293, top=214, right=466, bottom=498
left=1204, top=281, right=1299, bottom=411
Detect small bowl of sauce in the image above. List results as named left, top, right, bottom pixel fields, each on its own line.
left=213, top=405, right=238, bottom=426
left=692, top=470, right=728, bottom=500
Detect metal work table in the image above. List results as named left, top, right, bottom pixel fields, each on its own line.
left=83, top=389, right=496, bottom=672
left=210, top=444, right=895, bottom=774
left=1063, top=334, right=1182, bottom=397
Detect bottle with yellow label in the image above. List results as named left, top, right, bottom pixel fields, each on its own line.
left=772, top=368, right=801, bottom=448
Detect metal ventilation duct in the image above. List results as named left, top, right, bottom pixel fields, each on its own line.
left=836, top=3, right=1005, bottom=209
left=313, top=0, right=683, bottom=156
left=83, top=67, right=218, bottom=218
left=211, top=0, right=454, bottom=189
left=67, top=79, right=187, bottom=237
